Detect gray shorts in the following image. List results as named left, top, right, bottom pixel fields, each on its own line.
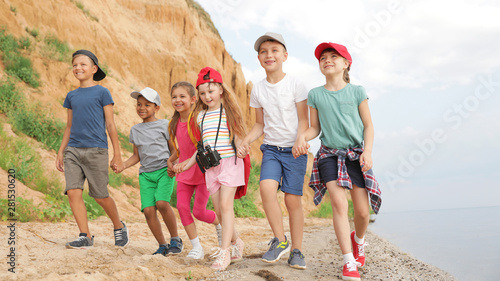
left=63, top=146, right=110, bottom=198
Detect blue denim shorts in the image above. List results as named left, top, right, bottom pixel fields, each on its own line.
left=260, top=144, right=307, bottom=196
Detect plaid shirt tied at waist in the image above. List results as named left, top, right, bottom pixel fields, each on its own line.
left=309, top=145, right=382, bottom=214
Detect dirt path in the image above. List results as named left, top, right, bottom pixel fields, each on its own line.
left=0, top=216, right=456, bottom=281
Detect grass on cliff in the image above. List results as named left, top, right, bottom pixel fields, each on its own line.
left=185, top=0, right=221, bottom=39
left=0, top=78, right=64, bottom=151
left=0, top=28, right=40, bottom=87
left=0, top=123, right=105, bottom=222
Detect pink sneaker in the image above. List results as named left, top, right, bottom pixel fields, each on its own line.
left=211, top=247, right=231, bottom=271
left=351, top=231, right=367, bottom=267
left=342, top=260, right=361, bottom=281
left=231, top=237, right=244, bottom=263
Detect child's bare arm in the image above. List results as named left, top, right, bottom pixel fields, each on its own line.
left=174, top=151, right=197, bottom=173
left=116, top=145, right=140, bottom=173
left=292, top=100, right=309, bottom=157
left=359, top=99, right=374, bottom=172
left=103, top=104, right=123, bottom=169
left=237, top=107, right=264, bottom=158
left=167, top=139, right=178, bottom=177
left=56, top=109, right=73, bottom=172
left=296, top=106, right=321, bottom=157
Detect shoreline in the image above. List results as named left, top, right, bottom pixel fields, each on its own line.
left=0, top=217, right=456, bottom=280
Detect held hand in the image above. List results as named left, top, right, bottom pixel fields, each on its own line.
left=173, top=162, right=187, bottom=174
left=360, top=152, right=373, bottom=172
left=113, top=163, right=125, bottom=174
left=56, top=153, right=64, bottom=172
left=237, top=143, right=250, bottom=159
left=167, top=167, right=175, bottom=178
left=292, top=138, right=310, bottom=158
left=110, top=156, right=123, bottom=172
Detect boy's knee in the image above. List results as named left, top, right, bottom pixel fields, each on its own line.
left=67, top=188, right=83, bottom=198
left=143, top=206, right=157, bottom=217
left=156, top=200, right=171, bottom=211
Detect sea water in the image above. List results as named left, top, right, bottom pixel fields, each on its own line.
left=368, top=206, right=500, bottom=281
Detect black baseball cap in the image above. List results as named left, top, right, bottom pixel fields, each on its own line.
left=72, top=49, right=106, bottom=81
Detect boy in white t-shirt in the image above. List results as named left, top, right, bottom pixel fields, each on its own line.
left=238, top=32, right=309, bottom=269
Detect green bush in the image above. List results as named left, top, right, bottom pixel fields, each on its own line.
left=43, top=34, right=70, bottom=61
left=109, top=170, right=138, bottom=188
left=18, top=36, right=31, bottom=50
left=118, top=131, right=133, bottom=153
left=0, top=79, right=21, bottom=114
left=29, top=28, right=39, bottom=38
left=10, top=103, right=65, bottom=151
left=0, top=29, right=40, bottom=87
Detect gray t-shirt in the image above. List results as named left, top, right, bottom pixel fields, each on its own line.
left=129, top=119, right=171, bottom=174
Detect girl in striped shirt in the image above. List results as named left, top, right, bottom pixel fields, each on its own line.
left=173, top=67, right=246, bottom=271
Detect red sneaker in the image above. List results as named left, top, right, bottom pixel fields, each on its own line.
left=351, top=231, right=367, bottom=267
left=342, top=260, right=361, bottom=281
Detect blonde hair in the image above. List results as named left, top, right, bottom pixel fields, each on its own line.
left=321, top=48, right=350, bottom=83
left=168, top=81, right=196, bottom=143
left=191, top=83, right=246, bottom=141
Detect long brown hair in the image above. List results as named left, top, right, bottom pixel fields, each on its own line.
left=168, top=81, right=196, bottom=149
left=190, top=82, right=246, bottom=141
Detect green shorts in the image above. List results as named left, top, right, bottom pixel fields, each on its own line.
left=139, top=167, right=175, bottom=211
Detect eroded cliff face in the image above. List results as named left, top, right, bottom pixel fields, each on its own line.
left=1, top=0, right=253, bottom=134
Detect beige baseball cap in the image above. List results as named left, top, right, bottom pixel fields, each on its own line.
left=254, top=32, right=287, bottom=52
left=130, top=87, right=161, bottom=106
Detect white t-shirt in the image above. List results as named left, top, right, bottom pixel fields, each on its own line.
left=250, top=74, right=308, bottom=147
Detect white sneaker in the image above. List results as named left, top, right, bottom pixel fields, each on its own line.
left=187, top=246, right=204, bottom=260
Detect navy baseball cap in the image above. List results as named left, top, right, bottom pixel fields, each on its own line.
left=72, top=49, right=106, bottom=81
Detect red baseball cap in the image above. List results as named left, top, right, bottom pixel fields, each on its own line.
left=314, top=42, right=352, bottom=66
left=196, top=67, right=223, bottom=88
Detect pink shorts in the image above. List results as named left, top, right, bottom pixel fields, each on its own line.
left=205, top=156, right=245, bottom=195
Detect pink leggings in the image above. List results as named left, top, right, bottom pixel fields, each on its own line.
left=176, top=182, right=216, bottom=226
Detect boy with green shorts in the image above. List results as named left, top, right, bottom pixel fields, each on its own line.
left=114, top=87, right=182, bottom=255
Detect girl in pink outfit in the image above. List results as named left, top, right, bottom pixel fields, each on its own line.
left=167, top=81, right=221, bottom=260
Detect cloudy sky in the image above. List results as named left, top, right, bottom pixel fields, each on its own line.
left=197, top=0, right=500, bottom=212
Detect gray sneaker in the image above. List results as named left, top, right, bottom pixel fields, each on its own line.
left=167, top=238, right=183, bottom=255
left=114, top=221, right=129, bottom=247
left=288, top=248, right=306, bottom=269
left=66, top=233, right=94, bottom=249
left=262, top=236, right=290, bottom=263
left=153, top=244, right=169, bottom=256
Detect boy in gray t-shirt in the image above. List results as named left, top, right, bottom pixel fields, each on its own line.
left=114, top=87, right=182, bottom=256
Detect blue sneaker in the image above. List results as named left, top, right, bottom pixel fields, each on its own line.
left=167, top=238, right=183, bottom=255
left=153, top=244, right=169, bottom=256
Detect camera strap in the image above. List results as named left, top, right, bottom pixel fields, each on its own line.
left=200, top=104, right=223, bottom=149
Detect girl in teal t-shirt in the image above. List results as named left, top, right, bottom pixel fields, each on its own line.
left=297, top=42, right=381, bottom=281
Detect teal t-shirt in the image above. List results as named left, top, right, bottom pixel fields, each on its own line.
left=307, top=83, right=367, bottom=150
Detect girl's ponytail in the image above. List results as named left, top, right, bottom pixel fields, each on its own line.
left=343, top=68, right=350, bottom=83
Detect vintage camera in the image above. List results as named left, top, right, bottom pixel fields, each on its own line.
left=196, top=142, right=221, bottom=172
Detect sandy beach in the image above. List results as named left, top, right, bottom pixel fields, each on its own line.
left=0, top=214, right=457, bottom=281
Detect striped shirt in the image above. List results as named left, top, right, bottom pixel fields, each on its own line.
left=197, top=108, right=235, bottom=159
